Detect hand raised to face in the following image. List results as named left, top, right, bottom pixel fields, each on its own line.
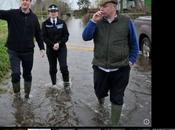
left=92, top=11, right=104, bottom=23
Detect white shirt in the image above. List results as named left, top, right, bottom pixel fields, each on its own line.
left=98, top=66, right=119, bottom=72
left=106, top=15, right=117, bottom=23
left=50, top=18, right=57, bottom=24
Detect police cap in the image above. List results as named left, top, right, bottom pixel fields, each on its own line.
left=48, top=4, right=59, bottom=12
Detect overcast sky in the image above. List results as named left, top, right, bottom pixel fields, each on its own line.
left=0, top=0, right=20, bottom=10
left=0, top=0, right=95, bottom=10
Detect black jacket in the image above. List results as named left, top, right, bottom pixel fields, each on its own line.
left=42, top=18, right=69, bottom=49
left=0, top=8, right=44, bottom=52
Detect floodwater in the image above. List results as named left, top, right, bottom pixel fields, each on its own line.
left=0, top=17, right=151, bottom=127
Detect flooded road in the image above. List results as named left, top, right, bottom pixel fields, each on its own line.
left=0, top=17, right=151, bottom=127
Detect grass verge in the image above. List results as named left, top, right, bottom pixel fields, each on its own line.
left=0, top=20, right=9, bottom=83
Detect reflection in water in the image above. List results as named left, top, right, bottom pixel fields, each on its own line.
left=12, top=98, right=35, bottom=126
left=72, top=98, right=110, bottom=126
left=92, top=105, right=110, bottom=126
left=45, top=87, right=78, bottom=126
left=65, top=17, right=93, bottom=48
left=136, top=55, right=151, bottom=72
left=66, top=17, right=85, bottom=44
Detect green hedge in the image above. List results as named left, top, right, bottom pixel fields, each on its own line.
left=0, top=20, right=9, bottom=82
left=145, top=0, right=151, bottom=14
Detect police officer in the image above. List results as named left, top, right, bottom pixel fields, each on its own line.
left=42, top=4, right=70, bottom=89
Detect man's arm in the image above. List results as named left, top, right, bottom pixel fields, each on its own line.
left=128, top=19, right=139, bottom=65
left=82, top=19, right=97, bottom=41
left=34, top=16, right=45, bottom=50
left=82, top=11, right=104, bottom=41
left=0, top=10, right=11, bottom=20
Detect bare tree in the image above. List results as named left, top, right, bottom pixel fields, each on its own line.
left=32, top=0, right=71, bottom=15
left=77, top=0, right=91, bottom=10
left=133, top=0, right=145, bottom=11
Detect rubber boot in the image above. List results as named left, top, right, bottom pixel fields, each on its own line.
left=64, top=81, right=70, bottom=88
left=50, top=73, right=56, bottom=86
left=63, top=81, right=71, bottom=93
left=98, top=97, right=105, bottom=105
left=24, top=81, right=31, bottom=99
left=111, top=103, right=122, bottom=126
left=12, top=82, right=21, bottom=98
left=12, top=82, right=20, bottom=93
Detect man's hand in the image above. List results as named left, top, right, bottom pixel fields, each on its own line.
left=92, top=11, right=104, bottom=23
left=53, top=43, right=59, bottom=51
left=40, top=49, right=45, bottom=58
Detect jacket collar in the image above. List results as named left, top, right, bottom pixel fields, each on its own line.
left=103, top=14, right=119, bottom=23
left=19, top=7, right=32, bottom=15
left=47, top=17, right=62, bottom=24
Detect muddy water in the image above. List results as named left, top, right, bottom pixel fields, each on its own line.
left=0, top=17, right=151, bottom=127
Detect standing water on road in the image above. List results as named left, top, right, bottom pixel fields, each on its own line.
left=0, top=17, right=151, bottom=127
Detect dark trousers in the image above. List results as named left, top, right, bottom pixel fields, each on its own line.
left=7, top=49, right=33, bottom=83
left=93, top=65, right=131, bottom=105
left=46, top=46, right=69, bottom=85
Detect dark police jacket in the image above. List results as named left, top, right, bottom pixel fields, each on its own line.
left=42, top=17, right=69, bottom=50
left=0, top=8, right=45, bottom=52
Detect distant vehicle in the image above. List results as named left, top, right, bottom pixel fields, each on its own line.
left=134, top=16, right=151, bottom=59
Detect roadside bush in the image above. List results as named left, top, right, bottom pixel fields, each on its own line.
left=0, top=42, right=9, bottom=82
left=0, top=20, right=9, bottom=82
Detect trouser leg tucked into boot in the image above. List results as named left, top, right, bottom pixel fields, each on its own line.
left=50, top=73, right=56, bottom=85
left=62, top=71, right=70, bottom=90
left=98, top=97, right=105, bottom=105
left=24, top=81, right=31, bottom=99
left=111, top=103, right=122, bottom=126
left=12, top=82, right=21, bottom=98
left=63, top=81, right=70, bottom=90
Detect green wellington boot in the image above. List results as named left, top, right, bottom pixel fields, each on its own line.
left=111, top=103, right=122, bottom=126
left=24, top=81, right=31, bottom=99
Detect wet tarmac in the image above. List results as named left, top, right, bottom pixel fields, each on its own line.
left=0, top=17, right=151, bottom=127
